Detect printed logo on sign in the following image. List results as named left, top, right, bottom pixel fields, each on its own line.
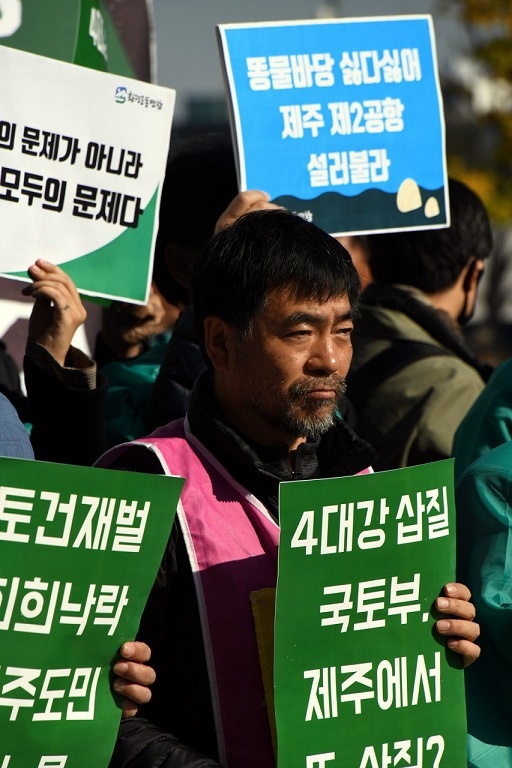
left=0, top=0, right=22, bottom=37
left=115, top=86, right=127, bottom=104
left=122, top=90, right=164, bottom=111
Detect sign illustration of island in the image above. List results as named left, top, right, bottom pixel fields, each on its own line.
left=218, top=15, right=450, bottom=235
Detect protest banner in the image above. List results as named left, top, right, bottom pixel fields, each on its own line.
left=217, top=16, right=449, bottom=236
left=0, top=44, right=175, bottom=303
left=0, top=456, right=183, bottom=767
left=274, top=460, right=467, bottom=768
left=0, top=0, right=154, bottom=362
left=0, top=0, right=135, bottom=77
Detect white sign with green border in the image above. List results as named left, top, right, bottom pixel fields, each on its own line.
left=0, top=44, right=175, bottom=303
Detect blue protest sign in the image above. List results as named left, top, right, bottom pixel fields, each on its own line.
left=217, top=16, right=449, bottom=235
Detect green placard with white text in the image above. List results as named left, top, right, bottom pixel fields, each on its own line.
left=0, top=0, right=134, bottom=75
left=275, top=459, right=467, bottom=768
left=0, top=456, right=183, bottom=767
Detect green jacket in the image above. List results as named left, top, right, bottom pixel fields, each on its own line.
left=454, top=356, right=512, bottom=481
left=349, top=284, right=486, bottom=470
left=456, top=443, right=512, bottom=767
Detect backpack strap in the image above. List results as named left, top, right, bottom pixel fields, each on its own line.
left=347, top=340, right=452, bottom=408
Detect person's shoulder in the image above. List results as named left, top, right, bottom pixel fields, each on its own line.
left=459, top=441, right=512, bottom=481
left=96, top=441, right=166, bottom=474
left=410, top=351, right=484, bottom=389
left=481, top=356, right=512, bottom=395
left=0, top=393, right=34, bottom=460
left=455, top=443, right=512, bottom=520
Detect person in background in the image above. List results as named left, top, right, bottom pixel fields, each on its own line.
left=98, top=131, right=240, bottom=444
left=453, top=354, right=512, bottom=480
left=23, top=259, right=110, bottom=465
left=141, top=131, right=240, bottom=435
left=452, top=316, right=512, bottom=766
left=347, top=177, right=494, bottom=470
left=95, top=277, right=183, bottom=368
left=0, top=390, right=33, bottom=459
left=456, top=443, right=512, bottom=767
left=337, top=234, right=373, bottom=289
left=96, top=264, right=188, bottom=446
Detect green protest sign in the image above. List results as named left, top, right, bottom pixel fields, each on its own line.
left=0, top=0, right=134, bottom=76
left=275, top=460, right=467, bottom=768
left=0, top=456, right=183, bottom=767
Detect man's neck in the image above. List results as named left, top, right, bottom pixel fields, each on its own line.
left=214, top=380, right=306, bottom=456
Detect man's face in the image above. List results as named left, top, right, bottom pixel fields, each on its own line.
left=223, top=286, right=354, bottom=448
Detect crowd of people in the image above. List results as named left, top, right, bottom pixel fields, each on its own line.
left=2, top=130, right=511, bottom=768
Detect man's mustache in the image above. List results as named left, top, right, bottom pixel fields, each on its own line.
left=289, top=376, right=347, bottom=399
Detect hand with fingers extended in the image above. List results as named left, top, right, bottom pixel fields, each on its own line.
left=214, top=189, right=283, bottom=234
left=434, top=582, right=480, bottom=667
left=112, top=641, right=156, bottom=719
left=22, top=259, right=87, bottom=366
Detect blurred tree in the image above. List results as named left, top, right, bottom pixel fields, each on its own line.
left=444, top=0, right=512, bottom=222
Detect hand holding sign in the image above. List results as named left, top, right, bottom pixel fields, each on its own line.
left=214, top=189, right=282, bottom=234
left=113, top=641, right=156, bottom=719
left=23, top=259, right=87, bottom=366
left=435, top=582, right=480, bottom=666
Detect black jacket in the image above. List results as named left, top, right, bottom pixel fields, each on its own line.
left=143, top=306, right=206, bottom=434
left=108, top=373, right=375, bottom=768
left=23, top=353, right=110, bottom=465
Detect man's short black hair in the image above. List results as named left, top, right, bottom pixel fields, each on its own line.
left=192, top=208, right=360, bottom=347
left=367, top=178, right=493, bottom=293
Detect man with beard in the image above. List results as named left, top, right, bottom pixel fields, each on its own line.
left=100, top=209, right=480, bottom=768
left=347, top=178, right=494, bottom=471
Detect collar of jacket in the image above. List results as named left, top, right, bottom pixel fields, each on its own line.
left=187, top=372, right=376, bottom=520
left=360, top=282, right=493, bottom=381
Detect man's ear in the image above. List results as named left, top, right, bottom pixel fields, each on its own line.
left=204, top=317, right=236, bottom=371
left=463, top=257, right=485, bottom=293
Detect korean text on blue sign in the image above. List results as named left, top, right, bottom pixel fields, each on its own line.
left=218, top=16, right=449, bottom=235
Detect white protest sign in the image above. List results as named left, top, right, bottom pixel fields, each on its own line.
left=0, top=44, right=175, bottom=303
